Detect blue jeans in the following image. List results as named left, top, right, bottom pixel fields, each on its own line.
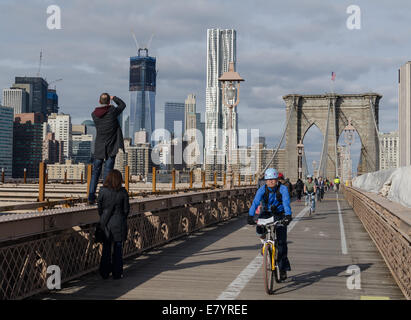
left=88, top=156, right=116, bottom=202
left=305, top=193, right=316, bottom=211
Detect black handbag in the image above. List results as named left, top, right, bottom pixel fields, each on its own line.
left=94, top=223, right=106, bottom=243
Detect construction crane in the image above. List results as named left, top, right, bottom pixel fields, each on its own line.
left=37, top=50, right=43, bottom=77
left=131, top=31, right=155, bottom=55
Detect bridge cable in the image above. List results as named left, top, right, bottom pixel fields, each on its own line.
left=369, top=97, right=383, bottom=170
left=260, top=99, right=296, bottom=177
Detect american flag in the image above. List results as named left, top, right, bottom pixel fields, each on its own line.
left=331, top=72, right=336, bottom=81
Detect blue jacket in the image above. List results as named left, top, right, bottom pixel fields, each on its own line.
left=249, top=184, right=292, bottom=217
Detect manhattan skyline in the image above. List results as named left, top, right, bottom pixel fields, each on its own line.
left=0, top=0, right=408, bottom=173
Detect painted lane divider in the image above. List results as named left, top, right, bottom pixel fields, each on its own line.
left=336, top=193, right=348, bottom=255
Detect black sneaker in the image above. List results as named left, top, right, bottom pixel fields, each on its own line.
left=88, top=199, right=96, bottom=205
left=280, top=270, right=287, bottom=281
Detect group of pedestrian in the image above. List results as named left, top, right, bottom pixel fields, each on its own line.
left=295, top=175, right=337, bottom=203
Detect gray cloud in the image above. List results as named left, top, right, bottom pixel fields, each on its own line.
left=0, top=0, right=406, bottom=168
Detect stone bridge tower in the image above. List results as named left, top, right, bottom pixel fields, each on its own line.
left=283, top=93, right=382, bottom=182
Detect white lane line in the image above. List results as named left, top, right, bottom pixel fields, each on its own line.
left=336, top=193, right=348, bottom=255
left=217, top=206, right=310, bottom=300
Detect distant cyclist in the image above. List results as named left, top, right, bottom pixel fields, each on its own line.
left=247, top=168, right=292, bottom=281
left=304, top=175, right=317, bottom=212
left=334, top=176, right=340, bottom=192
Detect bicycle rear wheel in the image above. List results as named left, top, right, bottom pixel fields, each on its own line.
left=263, top=244, right=275, bottom=294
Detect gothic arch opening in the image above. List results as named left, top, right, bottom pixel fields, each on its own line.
left=302, top=123, right=324, bottom=176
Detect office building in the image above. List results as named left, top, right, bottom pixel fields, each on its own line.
left=47, top=113, right=72, bottom=160
left=72, top=124, right=86, bottom=135
left=134, top=129, right=148, bottom=144
left=164, top=102, right=185, bottom=137
left=14, top=77, right=48, bottom=116
left=2, top=87, right=29, bottom=114
left=124, top=115, right=130, bottom=139
left=205, top=28, right=238, bottom=177
left=13, top=113, right=44, bottom=178
left=72, top=134, right=93, bottom=164
left=47, top=89, right=58, bottom=115
left=46, top=159, right=86, bottom=180
left=379, top=131, right=399, bottom=170
left=12, top=82, right=33, bottom=113
left=0, top=106, right=14, bottom=178
left=184, top=94, right=204, bottom=167
left=185, top=94, right=197, bottom=133
left=127, top=142, right=153, bottom=179
left=43, top=132, right=63, bottom=164
left=82, top=120, right=96, bottom=154
left=128, top=48, right=156, bottom=144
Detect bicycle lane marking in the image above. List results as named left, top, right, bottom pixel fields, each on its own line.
left=336, top=193, right=348, bottom=255
left=217, top=206, right=310, bottom=300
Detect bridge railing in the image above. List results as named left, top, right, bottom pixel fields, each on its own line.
left=0, top=187, right=256, bottom=300
left=342, top=185, right=411, bottom=299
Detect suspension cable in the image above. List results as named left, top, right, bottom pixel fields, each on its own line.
left=369, top=96, right=383, bottom=170
left=260, top=99, right=296, bottom=176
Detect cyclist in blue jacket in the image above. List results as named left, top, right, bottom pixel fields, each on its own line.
left=247, top=168, right=292, bottom=280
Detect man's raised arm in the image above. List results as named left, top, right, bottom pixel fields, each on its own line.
left=111, top=96, right=126, bottom=116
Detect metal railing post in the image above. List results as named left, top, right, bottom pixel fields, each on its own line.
left=152, top=167, right=157, bottom=193
left=24, top=168, right=27, bottom=184
left=86, top=164, right=92, bottom=200
left=223, top=172, right=226, bottom=187
left=125, top=165, right=130, bottom=192
left=238, top=173, right=241, bottom=187
left=189, top=170, right=193, bottom=189
left=202, top=170, right=205, bottom=189
left=38, top=162, right=45, bottom=212
left=1, top=168, right=4, bottom=184
left=171, top=169, right=176, bottom=190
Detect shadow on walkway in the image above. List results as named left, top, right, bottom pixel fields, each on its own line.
left=34, top=214, right=254, bottom=300
left=272, top=263, right=372, bottom=295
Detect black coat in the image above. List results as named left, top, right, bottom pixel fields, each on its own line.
left=97, top=186, right=130, bottom=242
left=92, top=96, right=126, bottom=160
left=295, top=179, right=304, bottom=191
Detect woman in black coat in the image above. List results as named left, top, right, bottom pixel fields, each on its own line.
left=97, top=169, right=130, bottom=279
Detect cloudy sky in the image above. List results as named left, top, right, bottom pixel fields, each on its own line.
left=0, top=0, right=408, bottom=174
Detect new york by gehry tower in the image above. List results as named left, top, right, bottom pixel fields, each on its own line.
left=128, top=48, right=156, bottom=144
left=205, top=28, right=238, bottom=178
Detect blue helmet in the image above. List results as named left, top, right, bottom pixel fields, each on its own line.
left=264, top=168, right=279, bottom=180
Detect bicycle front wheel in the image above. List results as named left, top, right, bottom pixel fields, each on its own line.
left=263, top=244, right=275, bottom=294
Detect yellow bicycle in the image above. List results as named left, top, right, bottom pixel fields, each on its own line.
left=257, top=216, right=286, bottom=294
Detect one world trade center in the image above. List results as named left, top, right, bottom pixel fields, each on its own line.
left=128, top=48, right=156, bottom=144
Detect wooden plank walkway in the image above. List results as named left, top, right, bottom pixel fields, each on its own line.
left=35, top=191, right=404, bottom=300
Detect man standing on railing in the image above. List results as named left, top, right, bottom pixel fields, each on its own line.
left=88, top=93, right=126, bottom=205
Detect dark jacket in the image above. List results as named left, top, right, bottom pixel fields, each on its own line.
left=295, top=179, right=304, bottom=191
left=97, top=186, right=130, bottom=242
left=92, top=96, right=126, bottom=160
